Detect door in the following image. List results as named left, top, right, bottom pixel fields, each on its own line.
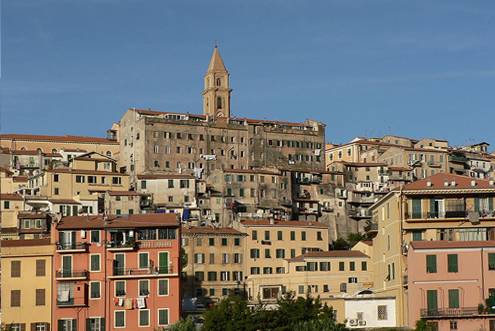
left=62, top=255, right=72, bottom=277
left=427, top=290, right=438, bottom=315
left=159, top=252, right=169, bottom=274
left=114, top=253, right=125, bottom=276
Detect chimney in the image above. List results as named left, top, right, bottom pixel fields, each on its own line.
left=471, top=180, right=477, bottom=187
left=426, top=181, right=432, bottom=187
left=444, top=181, right=449, bottom=187
left=450, top=180, right=456, bottom=187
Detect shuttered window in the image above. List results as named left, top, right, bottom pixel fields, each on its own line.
left=11, top=290, right=21, bottom=307
left=36, top=260, right=46, bottom=277
left=411, top=199, right=422, bottom=218
left=158, top=279, right=169, bottom=295
left=11, top=260, right=21, bottom=277
left=427, top=290, right=438, bottom=312
left=448, top=254, right=458, bottom=273
left=426, top=255, right=437, bottom=273
left=489, top=253, right=495, bottom=270
left=90, top=255, right=100, bottom=272
left=448, top=289, right=460, bottom=308
left=158, top=309, right=169, bottom=326
left=35, top=289, right=45, bottom=306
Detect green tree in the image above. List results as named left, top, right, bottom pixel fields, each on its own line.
left=202, top=296, right=255, bottom=331
left=168, top=316, right=196, bottom=331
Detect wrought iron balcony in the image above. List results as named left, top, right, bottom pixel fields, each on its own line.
left=56, top=270, right=88, bottom=280
left=111, top=266, right=175, bottom=278
left=56, top=242, right=88, bottom=252
left=420, top=307, right=492, bottom=318
left=106, top=240, right=137, bottom=251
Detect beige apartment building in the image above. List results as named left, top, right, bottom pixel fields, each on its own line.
left=0, top=193, right=25, bottom=239
left=1, top=238, right=54, bottom=330
left=118, top=47, right=325, bottom=178
left=103, top=190, right=144, bottom=215
left=137, top=174, right=197, bottom=210
left=245, top=249, right=373, bottom=303
left=235, top=220, right=329, bottom=277
left=369, top=173, right=495, bottom=327
left=181, top=226, right=247, bottom=302
left=27, top=152, right=129, bottom=215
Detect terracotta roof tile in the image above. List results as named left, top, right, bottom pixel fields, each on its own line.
left=56, top=213, right=179, bottom=230
left=403, top=173, right=495, bottom=191
left=0, top=193, right=23, bottom=201
left=0, top=134, right=118, bottom=144
left=240, top=219, right=328, bottom=228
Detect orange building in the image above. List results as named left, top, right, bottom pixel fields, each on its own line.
left=51, top=213, right=181, bottom=330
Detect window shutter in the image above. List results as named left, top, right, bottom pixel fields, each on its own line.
left=448, top=254, right=458, bottom=272
left=31, top=323, right=36, bottom=331
left=46, top=323, right=51, bottom=331
left=11, top=260, right=21, bottom=277
left=427, top=290, right=438, bottom=311
left=448, top=289, right=460, bottom=308
left=72, top=319, right=77, bottom=331
left=490, top=197, right=494, bottom=211
left=475, top=198, right=481, bottom=212
left=36, top=260, right=46, bottom=276
left=86, top=319, right=91, bottom=331
left=20, top=324, right=26, bottom=331
left=58, top=320, right=64, bottom=331
left=100, top=318, right=105, bottom=331
left=429, top=199, right=435, bottom=217
left=426, top=255, right=437, bottom=273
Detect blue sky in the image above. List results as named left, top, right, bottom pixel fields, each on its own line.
left=1, top=0, right=494, bottom=146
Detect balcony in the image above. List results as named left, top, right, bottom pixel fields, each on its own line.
left=420, top=307, right=495, bottom=318
left=56, top=242, right=88, bottom=253
left=110, top=266, right=177, bottom=279
left=106, top=240, right=137, bottom=251
left=56, top=270, right=88, bottom=280
left=364, top=222, right=378, bottom=233
left=348, top=209, right=371, bottom=219
left=406, top=210, right=495, bottom=221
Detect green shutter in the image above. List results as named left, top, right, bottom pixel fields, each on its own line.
left=429, top=199, right=436, bottom=218
left=489, top=253, right=495, bottom=270
left=86, top=319, right=91, bottom=331
left=427, top=290, right=438, bottom=311
left=159, top=252, right=169, bottom=273
left=475, top=198, right=481, bottom=212
left=426, top=255, right=437, bottom=273
left=101, top=318, right=105, bottom=331
left=412, top=199, right=422, bottom=218
left=448, top=254, right=458, bottom=273
left=448, top=289, right=460, bottom=308
left=490, top=197, right=494, bottom=212
left=72, top=319, right=77, bottom=331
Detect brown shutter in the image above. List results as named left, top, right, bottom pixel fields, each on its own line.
left=46, top=323, right=51, bottom=331
left=11, top=260, right=21, bottom=277
left=36, top=260, right=46, bottom=276
left=31, top=323, right=36, bottom=331
left=21, top=323, right=26, bottom=331
left=11, top=290, right=21, bottom=307
left=36, top=289, right=45, bottom=306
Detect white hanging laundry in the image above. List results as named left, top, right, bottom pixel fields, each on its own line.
left=137, top=297, right=146, bottom=309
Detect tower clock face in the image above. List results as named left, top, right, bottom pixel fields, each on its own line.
left=216, top=111, right=224, bottom=118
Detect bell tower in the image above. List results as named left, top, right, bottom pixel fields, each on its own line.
left=202, top=46, right=231, bottom=119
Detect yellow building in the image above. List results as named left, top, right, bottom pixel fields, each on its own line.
left=0, top=193, right=25, bottom=239
left=236, top=220, right=329, bottom=278
left=1, top=238, right=54, bottom=330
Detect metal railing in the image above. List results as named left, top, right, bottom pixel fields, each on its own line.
left=112, top=266, right=173, bottom=276
left=408, top=210, right=495, bottom=220
left=106, top=240, right=136, bottom=249
left=56, top=270, right=88, bottom=278
left=420, top=307, right=484, bottom=318
left=56, top=242, right=87, bottom=251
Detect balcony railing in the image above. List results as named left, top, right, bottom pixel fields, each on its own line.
left=420, top=307, right=492, bottom=318
left=112, top=266, right=174, bottom=277
left=56, top=270, right=88, bottom=279
left=56, top=242, right=88, bottom=252
left=407, top=210, right=495, bottom=220
left=106, top=240, right=137, bottom=250
left=364, top=223, right=378, bottom=232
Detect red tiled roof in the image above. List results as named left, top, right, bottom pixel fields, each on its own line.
left=182, top=226, right=244, bottom=235
left=0, top=193, right=23, bottom=201
left=18, top=212, right=48, bottom=219
left=289, top=250, right=369, bottom=262
left=240, top=219, right=328, bottom=228
left=137, top=174, right=194, bottom=180
left=47, top=168, right=124, bottom=176
left=403, top=173, right=495, bottom=191
left=62, top=148, right=87, bottom=152
left=410, top=240, right=495, bottom=250
left=13, top=176, right=28, bottom=182
left=56, top=213, right=179, bottom=230
left=0, top=134, right=119, bottom=144
left=388, top=166, right=411, bottom=172
left=48, top=199, right=81, bottom=205
left=361, top=240, right=373, bottom=246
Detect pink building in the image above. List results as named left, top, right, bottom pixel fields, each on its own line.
left=407, top=241, right=495, bottom=331
left=52, top=213, right=181, bottom=330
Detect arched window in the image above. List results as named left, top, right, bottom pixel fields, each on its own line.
left=217, top=97, right=222, bottom=109
left=216, top=78, right=221, bottom=87
left=106, top=151, right=112, bottom=157
left=52, top=149, right=57, bottom=153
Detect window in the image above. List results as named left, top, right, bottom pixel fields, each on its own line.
left=301, top=231, right=306, bottom=241
left=112, top=177, right=121, bottom=185
left=209, top=238, right=215, bottom=246
left=90, top=254, right=101, bottom=272
left=252, top=230, right=258, bottom=240
left=220, top=271, right=230, bottom=281
left=139, top=252, right=149, bottom=269
left=221, top=238, right=228, bottom=246
left=54, top=188, right=59, bottom=195
left=90, top=282, right=101, bottom=299
left=264, top=231, right=270, bottom=241
left=412, top=231, right=423, bottom=241
left=139, top=309, right=150, bottom=327
left=250, top=249, right=260, bottom=259
left=350, top=261, right=355, bottom=271
left=291, top=249, right=296, bottom=258
left=448, top=254, right=458, bottom=273
left=377, top=305, right=388, bottom=320
left=450, top=320, right=458, bottom=330
left=426, top=255, right=437, bottom=273
left=489, top=253, right=495, bottom=270
left=141, top=180, right=147, bottom=189
left=361, top=261, right=367, bottom=271
left=36, top=288, right=45, bottom=306
left=158, top=309, right=169, bottom=326
left=348, top=277, right=358, bottom=283
left=4, top=200, right=10, bottom=209
left=11, top=260, right=21, bottom=277
left=251, top=267, right=260, bottom=275
left=317, top=231, right=323, bottom=241
left=222, top=253, right=229, bottom=264
left=194, top=253, right=205, bottom=264
left=339, top=283, right=347, bottom=293
left=339, top=262, right=345, bottom=271
left=265, top=249, right=271, bottom=258
left=448, top=289, right=460, bottom=308
left=11, top=290, right=20, bottom=306
left=36, top=260, right=46, bottom=276
left=138, top=280, right=149, bottom=296
left=91, top=230, right=100, bottom=243
left=207, top=272, right=217, bottom=281
left=75, top=175, right=85, bottom=183
left=290, top=231, right=295, bottom=241
left=54, top=174, right=59, bottom=182
left=263, top=267, right=273, bottom=274
left=58, top=320, right=76, bottom=331
left=114, top=311, right=125, bottom=328
left=158, top=279, right=169, bottom=296
left=195, top=272, right=204, bottom=281
left=87, top=318, right=102, bottom=331
left=277, top=231, right=283, bottom=240
left=320, top=262, right=330, bottom=271
left=276, top=249, right=285, bottom=258
left=115, top=281, right=126, bottom=296
left=234, top=238, right=240, bottom=246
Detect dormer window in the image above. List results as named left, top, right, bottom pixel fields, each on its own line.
left=216, top=78, right=221, bottom=86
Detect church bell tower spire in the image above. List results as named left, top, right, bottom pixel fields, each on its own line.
left=202, top=46, right=232, bottom=119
